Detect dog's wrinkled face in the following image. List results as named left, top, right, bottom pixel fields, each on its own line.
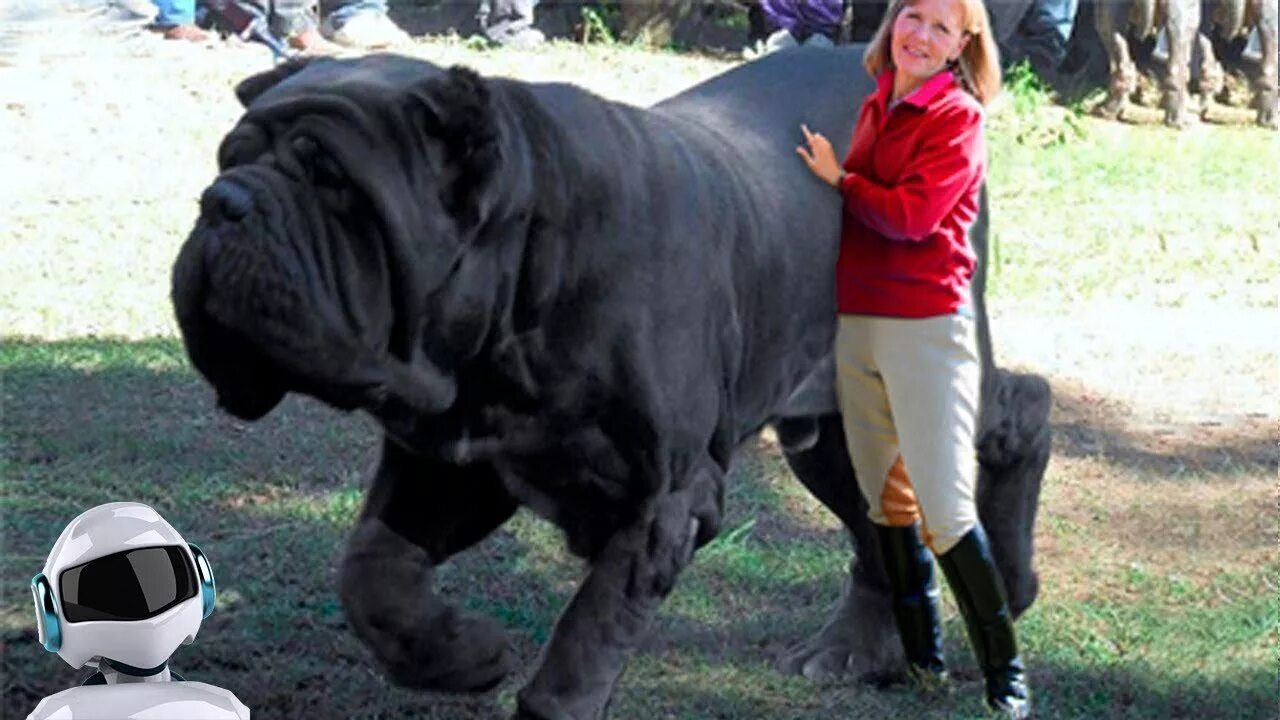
left=974, top=374, right=1052, bottom=618
left=172, top=57, right=495, bottom=426
left=173, top=84, right=394, bottom=420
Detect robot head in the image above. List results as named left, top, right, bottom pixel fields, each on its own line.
left=31, top=502, right=216, bottom=671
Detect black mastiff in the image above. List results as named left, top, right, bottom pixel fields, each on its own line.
left=172, top=47, right=1049, bottom=719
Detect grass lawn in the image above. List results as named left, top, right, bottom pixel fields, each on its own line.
left=1, top=28, right=1277, bottom=720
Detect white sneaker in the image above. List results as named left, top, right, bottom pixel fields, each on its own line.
left=765, top=28, right=798, bottom=54
left=323, top=12, right=410, bottom=49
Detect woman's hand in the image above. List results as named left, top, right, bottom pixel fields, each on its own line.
left=796, top=124, right=844, bottom=188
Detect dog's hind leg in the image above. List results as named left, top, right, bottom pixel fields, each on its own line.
left=338, top=439, right=519, bottom=693
left=515, top=452, right=724, bottom=720
left=774, top=415, right=904, bottom=682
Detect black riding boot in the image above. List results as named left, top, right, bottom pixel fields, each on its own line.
left=875, top=523, right=947, bottom=684
left=937, top=524, right=1032, bottom=719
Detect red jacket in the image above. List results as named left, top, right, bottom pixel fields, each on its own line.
left=835, top=70, right=986, bottom=318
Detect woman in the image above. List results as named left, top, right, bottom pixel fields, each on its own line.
left=796, top=0, right=1031, bottom=718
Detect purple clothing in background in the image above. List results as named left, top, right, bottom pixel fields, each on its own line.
left=760, top=0, right=844, bottom=39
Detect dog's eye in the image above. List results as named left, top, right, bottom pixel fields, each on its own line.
left=287, top=135, right=344, bottom=186
left=290, top=135, right=319, bottom=159
left=290, top=135, right=346, bottom=187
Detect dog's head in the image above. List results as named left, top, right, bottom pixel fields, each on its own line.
left=172, top=56, right=503, bottom=425
left=975, top=370, right=1052, bottom=618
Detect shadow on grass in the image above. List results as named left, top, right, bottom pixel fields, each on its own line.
left=0, top=336, right=836, bottom=718
left=2, top=338, right=1272, bottom=719
left=1047, top=377, right=1277, bottom=480
left=616, top=657, right=1278, bottom=720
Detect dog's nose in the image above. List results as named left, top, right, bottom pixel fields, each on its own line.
left=202, top=181, right=254, bottom=222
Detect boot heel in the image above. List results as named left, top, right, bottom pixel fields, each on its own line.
left=937, top=525, right=1032, bottom=719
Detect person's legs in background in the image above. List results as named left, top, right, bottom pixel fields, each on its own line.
left=151, top=0, right=209, bottom=41
left=477, top=0, right=543, bottom=47
left=754, top=0, right=843, bottom=52
left=321, top=0, right=411, bottom=49
left=992, top=0, right=1079, bottom=79
left=1026, top=0, right=1078, bottom=69
left=1038, top=0, right=1078, bottom=46
left=212, top=0, right=337, bottom=54
left=273, top=0, right=340, bottom=53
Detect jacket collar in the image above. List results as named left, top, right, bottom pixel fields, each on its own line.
left=875, top=69, right=958, bottom=111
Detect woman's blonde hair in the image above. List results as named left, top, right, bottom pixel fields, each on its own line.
left=862, top=0, right=1002, bottom=106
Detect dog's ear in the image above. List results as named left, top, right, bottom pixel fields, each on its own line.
left=404, top=66, right=502, bottom=230
left=235, top=57, right=323, bottom=108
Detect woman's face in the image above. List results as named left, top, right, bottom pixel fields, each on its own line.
left=890, top=0, right=970, bottom=88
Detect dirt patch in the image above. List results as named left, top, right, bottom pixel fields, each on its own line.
left=992, top=303, right=1279, bottom=441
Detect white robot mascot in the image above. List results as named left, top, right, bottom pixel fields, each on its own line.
left=27, top=502, right=250, bottom=720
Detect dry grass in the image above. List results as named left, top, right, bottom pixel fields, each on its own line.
left=1043, top=379, right=1276, bottom=585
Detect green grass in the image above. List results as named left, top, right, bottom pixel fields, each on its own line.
left=3, top=339, right=1277, bottom=718
left=983, top=64, right=1280, bottom=311
left=3, top=37, right=1278, bottom=720
left=579, top=5, right=618, bottom=45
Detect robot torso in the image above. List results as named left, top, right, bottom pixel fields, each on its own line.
left=26, top=680, right=250, bottom=720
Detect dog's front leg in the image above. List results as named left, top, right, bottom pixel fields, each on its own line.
left=514, top=453, right=724, bottom=720
left=339, top=439, right=520, bottom=693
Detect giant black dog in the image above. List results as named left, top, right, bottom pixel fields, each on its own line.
left=172, top=47, right=1050, bottom=719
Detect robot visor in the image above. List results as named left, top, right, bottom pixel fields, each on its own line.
left=59, top=546, right=197, bottom=623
